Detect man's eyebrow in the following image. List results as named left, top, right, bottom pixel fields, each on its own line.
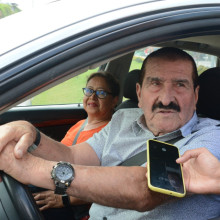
left=173, top=79, right=190, bottom=84
left=146, top=77, right=163, bottom=82
left=146, top=77, right=190, bottom=85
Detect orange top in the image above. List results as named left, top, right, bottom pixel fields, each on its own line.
left=61, top=119, right=108, bottom=146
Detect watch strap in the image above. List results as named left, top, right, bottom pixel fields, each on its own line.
left=54, top=183, right=68, bottom=195
left=62, top=194, right=71, bottom=207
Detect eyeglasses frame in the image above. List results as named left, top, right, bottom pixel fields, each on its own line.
left=82, top=88, right=113, bottom=99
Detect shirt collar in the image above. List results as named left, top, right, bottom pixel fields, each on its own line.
left=133, top=111, right=198, bottom=138
left=179, top=112, right=198, bottom=136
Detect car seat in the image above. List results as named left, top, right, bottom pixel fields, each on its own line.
left=197, top=67, right=220, bottom=120
left=116, top=69, right=141, bottom=110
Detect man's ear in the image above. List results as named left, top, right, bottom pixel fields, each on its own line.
left=195, top=85, right=200, bottom=104
left=136, top=83, right=142, bottom=108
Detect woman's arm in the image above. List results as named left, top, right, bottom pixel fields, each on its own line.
left=33, top=190, right=90, bottom=211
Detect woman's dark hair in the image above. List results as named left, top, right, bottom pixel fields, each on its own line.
left=86, top=71, right=120, bottom=97
left=140, top=47, right=198, bottom=90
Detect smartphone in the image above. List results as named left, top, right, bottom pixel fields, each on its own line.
left=147, top=139, right=186, bottom=197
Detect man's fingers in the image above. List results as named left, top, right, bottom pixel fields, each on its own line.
left=14, top=133, right=34, bottom=158
left=0, top=125, right=15, bottom=153
left=0, top=122, right=35, bottom=159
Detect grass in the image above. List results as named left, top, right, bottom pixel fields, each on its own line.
left=31, top=59, right=142, bottom=106
left=32, top=69, right=98, bottom=105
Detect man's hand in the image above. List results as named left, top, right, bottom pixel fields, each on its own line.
left=33, top=190, right=63, bottom=211
left=0, top=140, right=55, bottom=189
left=0, top=140, right=36, bottom=184
left=176, top=147, right=220, bottom=194
left=0, top=121, right=36, bottom=159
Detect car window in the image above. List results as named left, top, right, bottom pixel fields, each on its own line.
left=19, top=68, right=99, bottom=106
left=130, top=46, right=217, bottom=75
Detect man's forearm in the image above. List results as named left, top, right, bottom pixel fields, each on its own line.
left=67, top=165, right=171, bottom=211
left=35, top=163, right=171, bottom=211
left=32, top=132, right=72, bottom=162
left=33, top=133, right=100, bottom=166
left=0, top=142, right=171, bottom=212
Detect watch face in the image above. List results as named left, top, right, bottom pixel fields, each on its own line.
left=55, top=164, right=73, bottom=181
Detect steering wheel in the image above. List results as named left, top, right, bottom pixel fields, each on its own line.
left=0, top=171, right=44, bottom=220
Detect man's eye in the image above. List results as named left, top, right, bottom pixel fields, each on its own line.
left=177, top=82, right=185, bottom=87
left=152, top=81, right=161, bottom=86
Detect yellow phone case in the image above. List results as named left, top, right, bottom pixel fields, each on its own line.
left=147, top=139, right=186, bottom=197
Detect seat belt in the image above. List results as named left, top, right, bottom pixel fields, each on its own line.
left=72, top=118, right=88, bottom=145
left=119, top=134, right=183, bottom=166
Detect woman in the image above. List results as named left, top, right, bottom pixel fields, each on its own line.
left=61, top=71, right=120, bottom=146
left=33, top=71, right=120, bottom=220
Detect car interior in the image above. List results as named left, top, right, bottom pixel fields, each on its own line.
left=197, top=67, right=220, bottom=120
left=1, top=39, right=220, bottom=220
left=1, top=8, right=220, bottom=217
left=115, top=69, right=140, bottom=110
left=1, top=35, right=220, bottom=138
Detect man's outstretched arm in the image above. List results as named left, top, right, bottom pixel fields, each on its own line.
left=0, top=120, right=100, bottom=166
left=0, top=141, right=171, bottom=212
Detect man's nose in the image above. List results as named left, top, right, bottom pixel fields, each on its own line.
left=158, top=84, right=175, bottom=106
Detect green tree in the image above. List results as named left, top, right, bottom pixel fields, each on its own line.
left=0, top=3, right=20, bottom=19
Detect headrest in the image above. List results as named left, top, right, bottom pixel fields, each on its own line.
left=197, top=67, right=220, bottom=120
left=123, top=69, right=141, bottom=102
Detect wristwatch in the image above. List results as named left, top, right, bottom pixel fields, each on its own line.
left=51, top=161, right=75, bottom=195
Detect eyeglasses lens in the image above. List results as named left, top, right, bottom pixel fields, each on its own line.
left=96, top=90, right=106, bottom=99
left=83, top=88, right=92, bottom=96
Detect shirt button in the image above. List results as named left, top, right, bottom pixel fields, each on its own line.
left=103, top=217, right=107, bottom=220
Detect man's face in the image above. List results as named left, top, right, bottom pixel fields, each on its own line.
left=137, top=57, right=199, bottom=136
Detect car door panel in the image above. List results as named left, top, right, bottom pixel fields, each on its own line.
left=0, top=105, right=87, bottom=141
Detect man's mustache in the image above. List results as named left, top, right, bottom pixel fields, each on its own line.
left=152, top=102, right=180, bottom=112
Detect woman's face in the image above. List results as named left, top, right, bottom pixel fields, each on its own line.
left=83, top=76, right=118, bottom=119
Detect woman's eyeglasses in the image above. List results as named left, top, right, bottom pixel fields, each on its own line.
left=82, top=88, right=112, bottom=99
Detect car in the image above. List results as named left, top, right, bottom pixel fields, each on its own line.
left=0, top=0, right=220, bottom=219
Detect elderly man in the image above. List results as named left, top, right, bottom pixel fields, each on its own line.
left=0, top=47, right=220, bottom=219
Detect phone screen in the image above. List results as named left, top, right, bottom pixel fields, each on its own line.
left=148, top=140, right=185, bottom=195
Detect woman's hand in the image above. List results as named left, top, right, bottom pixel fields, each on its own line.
left=33, top=190, right=63, bottom=211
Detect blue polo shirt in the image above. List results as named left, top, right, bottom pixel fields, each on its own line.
left=87, top=108, right=220, bottom=220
